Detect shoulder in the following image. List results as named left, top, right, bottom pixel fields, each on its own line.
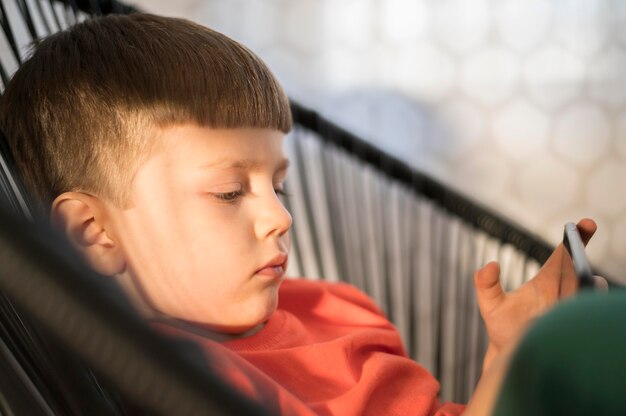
left=493, top=291, right=626, bottom=416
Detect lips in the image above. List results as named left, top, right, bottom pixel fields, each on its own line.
left=256, top=252, right=288, bottom=278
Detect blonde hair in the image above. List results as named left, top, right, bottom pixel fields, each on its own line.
left=0, top=13, right=291, bottom=214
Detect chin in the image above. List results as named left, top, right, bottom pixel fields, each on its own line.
left=220, top=291, right=279, bottom=335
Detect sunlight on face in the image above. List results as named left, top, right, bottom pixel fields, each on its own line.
left=105, top=126, right=292, bottom=334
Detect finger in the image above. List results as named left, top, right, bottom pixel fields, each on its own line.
left=576, top=218, right=597, bottom=246
left=539, top=218, right=596, bottom=289
left=593, top=275, right=609, bottom=292
left=474, top=262, right=505, bottom=314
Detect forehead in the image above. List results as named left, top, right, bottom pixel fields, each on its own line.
left=156, top=125, right=287, bottom=168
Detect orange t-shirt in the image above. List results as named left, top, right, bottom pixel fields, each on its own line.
left=157, top=279, right=465, bottom=415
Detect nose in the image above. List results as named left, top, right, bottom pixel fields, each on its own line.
left=254, top=191, right=292, bottom=240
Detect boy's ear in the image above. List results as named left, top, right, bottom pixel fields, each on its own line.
left=51, top=192, right=126, bottom=276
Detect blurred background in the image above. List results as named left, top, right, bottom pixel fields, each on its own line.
left=83, top=0, right=626, bottom=282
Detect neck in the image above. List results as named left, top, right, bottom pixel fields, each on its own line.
left=113, top=272, right=267, bottom=342
left=151, top=317, right=266, bottom=342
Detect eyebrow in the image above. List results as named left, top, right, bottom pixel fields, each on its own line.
left=198, top=158, right=290, bottom=172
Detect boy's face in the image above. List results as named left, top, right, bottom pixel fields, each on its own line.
left=104, top=126, right=292, bottom=334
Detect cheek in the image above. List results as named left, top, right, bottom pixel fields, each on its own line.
left=183, top=207, right=254, bottom=272
left=189, top=204, right=251, bottom=243
left=118, top=199, right=254, bottom=282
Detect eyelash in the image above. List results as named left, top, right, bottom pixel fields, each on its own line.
left=214, top=190, right=244, bottom=202
left=213, top=187, right=289, bottom=203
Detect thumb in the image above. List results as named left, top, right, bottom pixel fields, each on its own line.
left=593, top=275, right=609, bottom=292
left=474, top=262, right=505, bottom=314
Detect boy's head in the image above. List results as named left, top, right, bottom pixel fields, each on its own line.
left=0, top=14, right=293, bottom=335
left=0, top=13, right=291, bottom=212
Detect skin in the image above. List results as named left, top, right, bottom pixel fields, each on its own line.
left=475, top=219, right=597, bottom=373
left=467, top=218, right=597, bottom=414
left=50, top=123, right=598, bottom=407
left=52, top=126, right=292, bottom=338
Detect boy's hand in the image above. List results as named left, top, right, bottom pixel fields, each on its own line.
left=474, top=218, right=597, bottom=371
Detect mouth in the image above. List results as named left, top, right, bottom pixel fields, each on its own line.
left=255, top=252, right=288, bottom=279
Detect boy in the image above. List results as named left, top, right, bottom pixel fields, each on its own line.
left=0, top=13, right=596, bottom=415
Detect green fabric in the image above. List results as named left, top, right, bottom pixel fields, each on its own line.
left=493, top=289, right=626, bottom=416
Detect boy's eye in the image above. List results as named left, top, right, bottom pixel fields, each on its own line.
left=213, top=190, right=243, bottom=202
left=274, top=182, right=289, bottom=198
